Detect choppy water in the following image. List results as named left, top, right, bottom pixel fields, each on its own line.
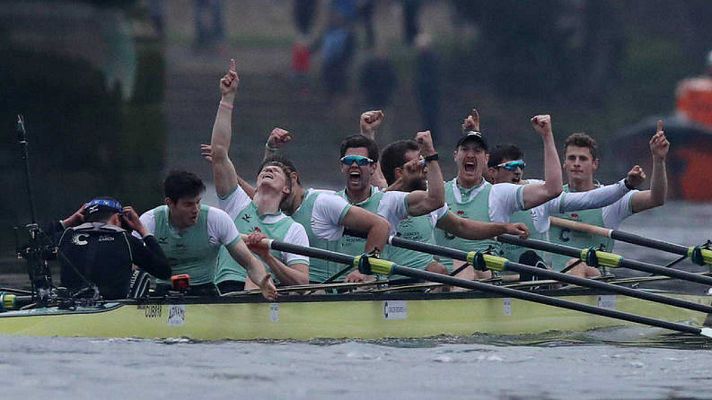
left=1, top=201, right=712, bottom=399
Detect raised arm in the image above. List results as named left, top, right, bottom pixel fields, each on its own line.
left=210, top=59, right=240, bottom=198
left=436, top=212, right=529, bottom=240
left=263, top=127, right=293, bottom=161
left=359, top=110, right=388, bottom=189
left=557, top=166, right=645, bottom=212
left=521, top=115, right=563, bottom=209
left=462, top=108, right=480, bottom=133
left=631, top=120, right=669, bottom=213
left=201, top=143, right=256, bottom=199
left=404, top=130, right=445, bottom=216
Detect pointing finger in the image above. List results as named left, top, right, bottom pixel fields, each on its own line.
left=230, top=58, right=236, bottom=72
left=656, top=119, right=664, bottom=133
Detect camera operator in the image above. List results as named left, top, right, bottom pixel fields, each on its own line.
left=47, top=197, right=171, bottom=299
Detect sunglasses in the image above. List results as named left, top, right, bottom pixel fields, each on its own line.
left=495, top=160, right=526, bottom=171
left=340, top=155, right=374, bottom=166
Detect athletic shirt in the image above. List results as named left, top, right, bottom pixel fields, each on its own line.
left=336, top=186, right=410, bottom=258
left=501, top=209, right=545, bottom=263
left=215, top=186, right=309, bottom=284
left=388, top=205, right=448, bottom=270
left=141, top=204, right=239, bottom=285
left=548, top=183, right=636, bottom=271
left=434, top=178, right=524, bottom=267
left=58, top=223, right=133, bottom=299
left=291, top=189, right=352, bottom=282
left=501, top=178, right=630, bottom=263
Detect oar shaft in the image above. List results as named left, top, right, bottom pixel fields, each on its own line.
left=267, top=239, right=355, bottom=266
left=389, top=236, right=712, bottom=314
left=610, top=230, right=689, bottom=255
left=498, top=235, right=712, bottom=286
left=550, top=216, right=611, bottom=238
left=550, top=217, right=690, bottom=256
left=388, top=265, right=703, bottom=336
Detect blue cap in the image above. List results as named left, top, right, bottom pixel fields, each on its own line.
left=85, top=198, right=123, bottom=215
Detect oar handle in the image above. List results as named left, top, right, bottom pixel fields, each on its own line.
left=550, top=217, right=612, bottom=238
left=550, top=218, right=712, bottom=266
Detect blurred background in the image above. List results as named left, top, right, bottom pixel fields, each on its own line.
left=2, top=0, right=712, bottom=272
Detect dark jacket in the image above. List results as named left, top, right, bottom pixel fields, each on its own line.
left=51, top=222, right=170, bottom=299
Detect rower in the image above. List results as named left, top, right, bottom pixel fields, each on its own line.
left=379, top=138, right=529, bottom=277
left=266, top=153, right=390, bottom=284
left=433, top=112, right=563, bottom=280
left=202, top=128, right=392, bottom=285
left=486, top=143, right=644, bottom=278
left=207, top=59, right=309, bottom=294
left=336, top=130, right=445, bottom=282
left=51, top=197, right=171, bottom=300
left=548, top=122, right=670, bottom=275
left=138, top=170, right=277, bottom=299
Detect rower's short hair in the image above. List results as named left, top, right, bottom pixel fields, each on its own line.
left=340, top=135, right=380, bottom=163
left=380, top=140, right=419, bottom=185
left=488, top=144, right=524, bottom=168
left=164, top=170, right=206, bottom=202
left=259, top=156, right=299, bottom=188
left=564, top=133, right=599, bottom=160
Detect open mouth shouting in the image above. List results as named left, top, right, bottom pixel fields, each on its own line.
left=463, top=160, right=477, bottom=174
left=348, top=168, right=362, bottom=185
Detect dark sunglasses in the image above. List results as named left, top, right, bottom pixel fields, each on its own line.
left=340, top=155, right=374, bottom=166
left=495, top=160, right=526, bottom=171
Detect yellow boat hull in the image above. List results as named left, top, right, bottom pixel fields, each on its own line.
left=1, top=292, right=710, bottom=340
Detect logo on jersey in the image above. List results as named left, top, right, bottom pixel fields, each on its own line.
left=241, top=214, right=252, bottom=223
left=71, top=233, right=89, bottom=246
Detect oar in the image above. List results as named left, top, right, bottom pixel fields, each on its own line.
left=261, top=238, right=712, bottom=337
left=386, top=236, right=712, bottom=315
left=550, top=217, right=712, bottom=266
left=497, top=235, right=712, bottom=287
left=0, top=287, right=32, bottom=295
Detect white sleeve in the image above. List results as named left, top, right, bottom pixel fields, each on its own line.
left=602, top=191, right=636, bottom=229
left=529, top=205, right=550, bottom=233
left=207, top=207, right=240, bottom=246
left=312, top=193, right=351, bottom=240
left=488, top=183, right=524, bottom=223
left=429, top=204, right=449, bottom=226
left=133, top=210, right=156, bottom=239
left=280, top=223, right=310, bottom=266
left=556, top=180, right=630, bottom=213
left=378, top=191, right=410, bottom=233
left=217, top=185, right=252, bottom=220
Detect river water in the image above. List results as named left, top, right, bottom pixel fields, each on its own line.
left=1, top=201, right=712, bottom=399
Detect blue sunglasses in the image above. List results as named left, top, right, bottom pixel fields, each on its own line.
left=340, top=155, right=374, bottom=166
left=495, top=160, right=526, bottom=171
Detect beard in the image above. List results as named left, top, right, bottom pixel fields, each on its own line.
left=406, top=178, right=427, bottom=192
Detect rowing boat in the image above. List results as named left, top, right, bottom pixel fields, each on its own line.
left=1, top=287, right=710, bottom=341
